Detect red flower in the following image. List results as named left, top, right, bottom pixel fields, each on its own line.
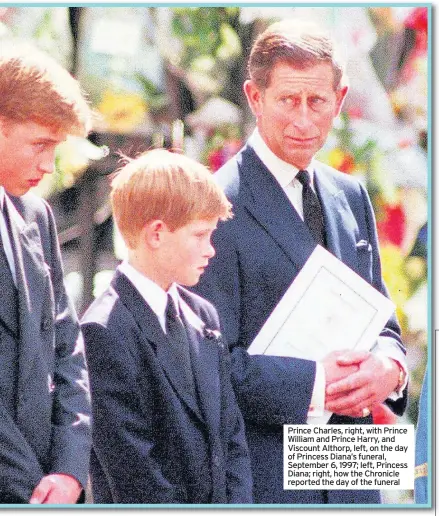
left=377, top=203, right=406, bottom=247
left=208, top=139, right=242, bottom=172
left=207, top=149, right=223, bottom=172
left=339, top=152, right=356, bottom=174
left=403, top=7, right=428, bottom=59
left=404, top=7, right=428, bottom=32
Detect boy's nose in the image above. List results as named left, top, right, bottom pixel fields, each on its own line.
left=206, top=242, right=216, bottom=259
left=38, top=150, right=56, bottom=175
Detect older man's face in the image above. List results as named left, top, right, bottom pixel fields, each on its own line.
left=245, top=61, right=347, bottom=169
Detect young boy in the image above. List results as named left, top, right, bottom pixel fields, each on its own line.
left=81, top=149, right=253, bottom=504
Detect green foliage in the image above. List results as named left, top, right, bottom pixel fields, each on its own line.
left=171, top=7, right=241, bottom=68
left=333, top=112, right=378, bottom=165
left=134, top=73, right=169, bottom=112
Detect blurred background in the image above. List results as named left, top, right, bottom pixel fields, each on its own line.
left=0, top=6, right=429, bottom=504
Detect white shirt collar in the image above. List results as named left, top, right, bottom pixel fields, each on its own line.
left=249, top=128, right=315, bottom=187
left=118, top=260, right=180, bottom=321
left=0, top=186, right=4, bottom=211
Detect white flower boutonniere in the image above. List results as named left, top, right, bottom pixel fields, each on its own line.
left=203, top=328, right=224, bottom=348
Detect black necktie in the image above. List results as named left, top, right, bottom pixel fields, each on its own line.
left=0, top=201, right=16, bottom=288
left=296, top=170, right=326, bottom=247
left=0, top=200, right=18, bottom=335
left=165, top=294, right=197, bottom=399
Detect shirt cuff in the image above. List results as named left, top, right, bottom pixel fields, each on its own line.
left=372, top=336, right=408, bottom=400
left=307, top=361, right=325, bottom=418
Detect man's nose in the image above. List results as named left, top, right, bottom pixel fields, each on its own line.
left=292, top=103, right=313, bottom=132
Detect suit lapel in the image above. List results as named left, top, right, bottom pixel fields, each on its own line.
left=179, top=297, right=221, bottom=434
left=4, top=197, right=49, bottom=390
left=314, top=167, right=360, bottom=271
left=0, top=242, right=18, bottom=337
left=238, top=146, right=361, bottom=273
left=238, top=145, right=316, bottom=270
left=114, top=272, right=205, bottom=422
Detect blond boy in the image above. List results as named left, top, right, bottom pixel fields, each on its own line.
left=81, top=149, right=252, bottom=504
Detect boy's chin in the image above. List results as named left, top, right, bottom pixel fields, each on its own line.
left=179, top=273, right=203, bottom=288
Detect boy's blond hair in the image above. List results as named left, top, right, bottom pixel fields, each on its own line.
left=111, top=149, right=233, bottom=249
left=0, top=40, right=92, bottom=136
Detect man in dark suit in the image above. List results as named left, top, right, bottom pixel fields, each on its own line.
left=0, top=42, right=92, bottom=503
left=194, top=19, right=408, bottom=504
left=81, top=149, right=252, bottom=504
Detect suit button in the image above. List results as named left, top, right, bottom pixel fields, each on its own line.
left=213, top=455, right=220, bottom=467
left=41, top=318, right=51, bottom=331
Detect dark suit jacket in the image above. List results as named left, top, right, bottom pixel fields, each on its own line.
left=415, top=368, right=428, bottom=504
left=81, top=271, right=252, bottom=504
left=0, top=193, right=91, bottom=503
left=194, top=143, right=407, bottom=504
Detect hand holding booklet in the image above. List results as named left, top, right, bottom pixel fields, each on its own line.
left=248, top=245, right=395, bottom=361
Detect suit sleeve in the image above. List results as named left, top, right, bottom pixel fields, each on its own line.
left=45, top=205, right=92, bottom=487
left=219, top=342, right=253, bottom=503
left=359, top=183, right=407, bottom=416
left=0, top=400, right=44, bottom=502
left=81, top=322, right=182, bottom=503
left=195, top=224, right=316, bottom=426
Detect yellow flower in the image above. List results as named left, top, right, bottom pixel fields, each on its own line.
left=327, top=147, right=346, bottom=169
left=405, top=256, right=427, bottom=282
left=380, top=244, right=410, bottom=326
left=97, top=90, right=147, bottom=134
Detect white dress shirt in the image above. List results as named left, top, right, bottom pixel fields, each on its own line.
left=118, top=260, right=204, bottom=335
left=0, top=187, right=17, bottom=285
left=248, top=129, right=318, bottom=221
left=249, top=129, right=407, bottom=423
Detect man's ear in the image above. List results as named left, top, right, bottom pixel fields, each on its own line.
left=244, top=80, right=264, bottom=117
left=334, top=85, right=349, bottom=117
left=143, top=219, right=168, bottom=249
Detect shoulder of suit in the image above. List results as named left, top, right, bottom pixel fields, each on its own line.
left=314, top=160, right=365, bottom=193
left=9, top=192, right=52, bottom=225
left=80, top=284, right=120, bottom=328
left=177, top=286, right=220, bottom=329
left=215, top=147, right=246, bottom=200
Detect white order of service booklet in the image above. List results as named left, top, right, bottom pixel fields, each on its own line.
left=248, top=245, right=395, bottom=362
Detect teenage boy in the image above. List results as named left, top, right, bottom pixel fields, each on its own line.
left=81, top=149, right=252, bottom=504
left=0, top=41, right=91, bottom=504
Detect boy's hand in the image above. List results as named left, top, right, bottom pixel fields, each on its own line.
left=29, top=473, right=82, bottom=504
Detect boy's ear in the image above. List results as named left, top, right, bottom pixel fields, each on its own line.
left=143, top=219, right=168, bottom=248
